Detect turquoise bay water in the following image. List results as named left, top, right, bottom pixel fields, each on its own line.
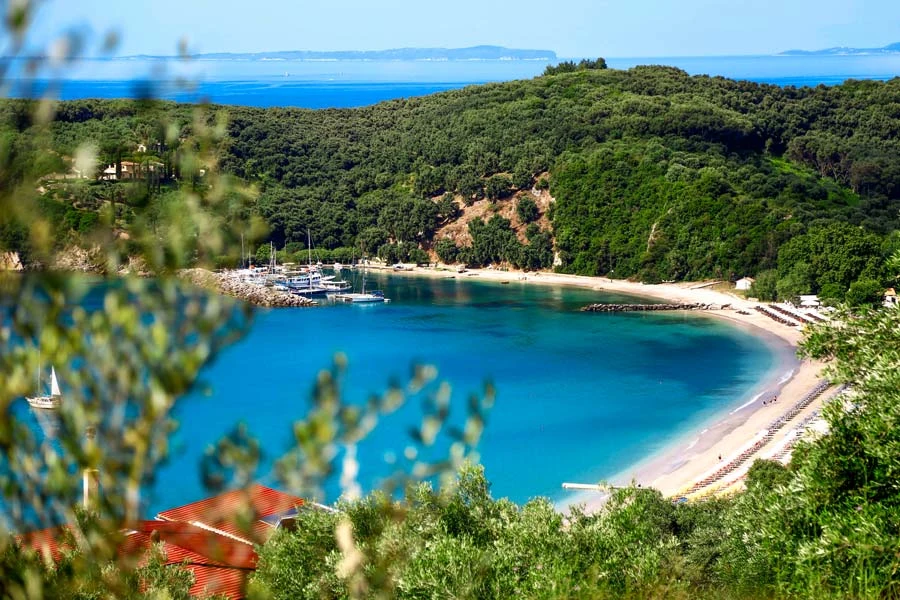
left=144, top=273, right=777, bottom=515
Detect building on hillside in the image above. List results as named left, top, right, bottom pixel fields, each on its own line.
left=885, top=288, right=898, bottom=308
left=735, top=277, right=755, bottom=291
left=17, top=484, right=321, bottom=599
left=99, top=161, right=164, bottom=181
left=799, top=294, right=821, bottom=308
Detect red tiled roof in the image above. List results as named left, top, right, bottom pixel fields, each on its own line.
left=19, top=522, right=256, bottom=600
left=123, top=523, right=255, bottom=600
left=188, top=564, right=248, bottom=599
left=15, top=485, right=307, bottom=600
left=155, top=484, right=304, bottom=544
left=16, top=524, right=74, bottom=563
left=125, top=521, right=258, bottom=569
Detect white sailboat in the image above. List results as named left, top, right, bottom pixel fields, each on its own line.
left=287, top=230, right=330, bottom=298
left=27, top=366, right=61, bottom=410
left=334, top=259, right=390, bottom=303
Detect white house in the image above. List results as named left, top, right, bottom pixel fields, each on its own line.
left=799, top=294, right=821, bottom=308
left=885, top=288, right=898, bottom=309
left=735, top=277, right=755, bottom=291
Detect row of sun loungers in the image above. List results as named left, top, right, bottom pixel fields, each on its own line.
left=768, top=304, right=807, bottom=322
left=802, top=310, right=827, bottom=323
left=703, top=404, right=828, bottom=495
left=752, top=304, right=830, bottom=328
left=764, top=380, right=831, bottom=432
left=769, top=304, right=819, bottom=325
left=684, top=381, right=833, bottom=495
left=753, top=305, right=802, bottom=327
left=768, top=384, right=848, bottom=463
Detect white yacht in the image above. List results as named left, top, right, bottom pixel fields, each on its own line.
left=334, top=290, right=389, bottom=303
left=27, top=366, right=61, bottom=410
left=333, top=260, right=390, bottom=303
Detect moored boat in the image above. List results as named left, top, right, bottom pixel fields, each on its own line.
left=321, top=279, right=352, bottom=292
left=333, top=257, right=389, bottom=303
left=27, top=366, right=61, bottom=410
left=333, top=290, right=389, bottom=303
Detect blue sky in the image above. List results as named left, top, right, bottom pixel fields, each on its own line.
left=24, top=0, right=900, bottom=58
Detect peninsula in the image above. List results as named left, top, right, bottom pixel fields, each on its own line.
left=120, top=45, right=558, bottom=61
left=779, top=41, right=900, bottom=55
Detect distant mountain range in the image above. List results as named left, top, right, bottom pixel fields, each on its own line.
left=780, top=42, right=900, bottom=56
left=122, top=46, right=557, bottom=61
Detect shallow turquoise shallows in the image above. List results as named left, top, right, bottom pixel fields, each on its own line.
left=143, top=272, right=777, bottom=514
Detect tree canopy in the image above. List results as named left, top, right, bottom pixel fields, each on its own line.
left=4, top=67, right=899, bottom=291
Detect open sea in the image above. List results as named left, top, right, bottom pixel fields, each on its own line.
left=40, top=272, right=779, bottom=516
left=5, top=54, right=899, bottom=108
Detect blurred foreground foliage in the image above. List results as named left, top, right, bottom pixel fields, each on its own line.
left=1, top=5, right=493, bottom=599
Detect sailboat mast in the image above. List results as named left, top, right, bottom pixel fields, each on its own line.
left=362, top=257, right=367, bottom=295
left=307, top=230, right=313, bottom=290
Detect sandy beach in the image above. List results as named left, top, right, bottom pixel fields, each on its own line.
left=372, top=265, right=833, bottom=507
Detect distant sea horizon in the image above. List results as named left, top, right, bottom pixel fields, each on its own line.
left=5, top=53, right=898, bottom=109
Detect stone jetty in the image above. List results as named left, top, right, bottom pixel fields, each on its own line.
left=581, top=302, right=730, bottom=312
left=179, top=268, right=315, bottom=308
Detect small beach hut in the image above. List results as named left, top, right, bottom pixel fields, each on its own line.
left=799, top=294, right=821, bottom=308
left=735, top=277, right=755, bottom=291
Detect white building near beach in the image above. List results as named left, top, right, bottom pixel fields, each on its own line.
left=735, top=277, right=755, bottom=291
left=799, top=294, right=821, bottom=308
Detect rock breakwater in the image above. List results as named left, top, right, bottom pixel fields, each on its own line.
left=179, top=269, right=315, bottom=308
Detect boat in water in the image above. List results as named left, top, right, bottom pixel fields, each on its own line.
left=321, top=278, right=352, bottom=292
left=27, top=366, right=61, bottom=410
left=289, top=284, right=330, bottom=298
left=284, top=230, right=332, bottom=298
left=333, top=260, right=390, bottom=303
left=334, top=289, right=389, bottom=303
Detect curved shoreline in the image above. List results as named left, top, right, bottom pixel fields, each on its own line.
left=370, top=265, right=827, bottom=505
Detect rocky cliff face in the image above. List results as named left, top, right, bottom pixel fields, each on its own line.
left=0, top=252, right=23, bottom=271
left=50, top=246, right=105, bottom=273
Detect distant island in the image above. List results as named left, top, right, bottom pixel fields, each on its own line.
left=122, top=45, right=557, bottom=62
left=780, top=41, right=900, bottom=56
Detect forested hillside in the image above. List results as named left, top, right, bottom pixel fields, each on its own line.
left=2, top=65, right=899, bottom=298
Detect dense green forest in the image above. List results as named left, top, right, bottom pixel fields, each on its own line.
left=2, top=65, right=900, bottom=298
